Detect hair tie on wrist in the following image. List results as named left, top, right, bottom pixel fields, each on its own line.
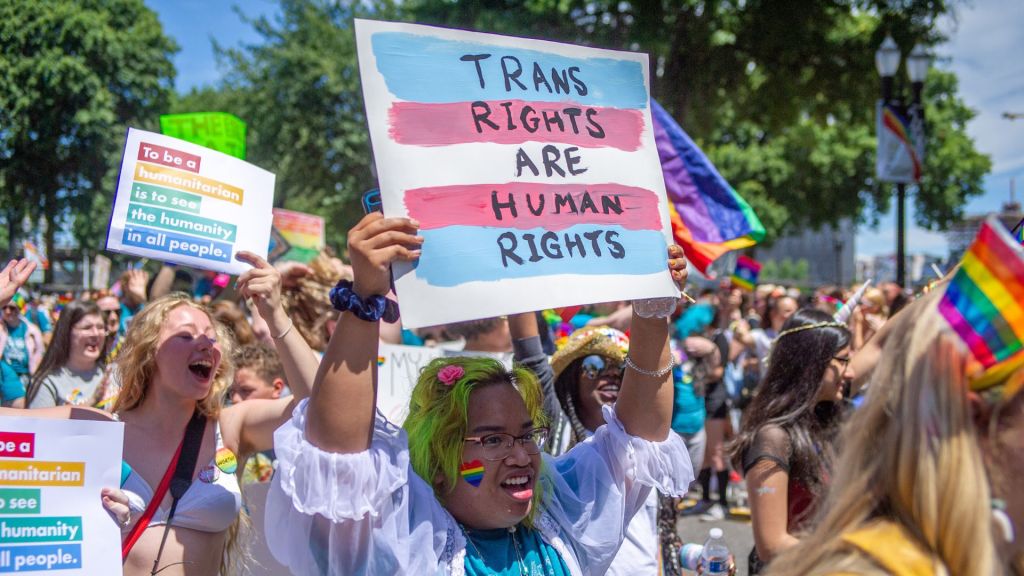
left=329, top=280, right=400, bottom=323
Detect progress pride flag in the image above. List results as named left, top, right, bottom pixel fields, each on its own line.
left=356, top=20, right=677, bottom=327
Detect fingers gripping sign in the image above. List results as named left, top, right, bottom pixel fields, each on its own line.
left=348, top=213, right=423, bottom=298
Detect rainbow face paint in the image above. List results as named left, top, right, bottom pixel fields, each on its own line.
left=460, top=460, right=485, bottom=487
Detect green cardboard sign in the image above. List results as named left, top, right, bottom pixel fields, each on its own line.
left=160, top=112, right=247, bottom=159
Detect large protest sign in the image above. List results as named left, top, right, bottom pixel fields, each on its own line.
left=355, top=20, right=678, bottom=328
left=160, top=112, right=247, bottom=160
left=0, top=418, right=123, bottom=574
left=106, top=128, right=275, bottom=275
left=270, top=208, right=325, bottom=264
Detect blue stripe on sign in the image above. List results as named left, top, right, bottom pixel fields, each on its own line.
left=414, top=224, right=666, bottom=287
left=370, top=32, right=648, bottom=109
left=0, top=543, right=82, bottom=572
left=122, top=225, right=232, bottom=263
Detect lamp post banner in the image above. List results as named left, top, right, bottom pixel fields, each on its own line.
left=876, top=101, right=922, bottom=184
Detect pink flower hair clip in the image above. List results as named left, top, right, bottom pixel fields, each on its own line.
left=437, top=365, right=465, bottom=387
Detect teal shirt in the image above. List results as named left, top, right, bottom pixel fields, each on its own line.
left=2, top=321, right=30, bottom=375
left=463, top=525, right=570, bottom=576
left=0, top=361, right=26, bottom=404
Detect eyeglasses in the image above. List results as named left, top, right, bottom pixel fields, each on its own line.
left=580, top=355, right=624, bottom=381
left=463, top=428, right=550, bottom=461
left=832, top=355, right=851, bottom=372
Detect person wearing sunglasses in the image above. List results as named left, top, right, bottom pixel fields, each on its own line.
left=729, top=309, right=854, bottom=573
left=0, top=259, right=36, bottom=408
left=261, top=213, right=693, bottom=576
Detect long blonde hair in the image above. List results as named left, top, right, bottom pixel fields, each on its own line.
left=112, top=293, right=234, bottom=418
left=768, top=291, right=1006, bottom=575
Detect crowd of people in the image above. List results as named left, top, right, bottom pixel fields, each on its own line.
left=0, top=210, right=1021, bottom=576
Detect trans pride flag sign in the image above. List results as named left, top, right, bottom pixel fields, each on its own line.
left=356, top=20, right=677, bottom=328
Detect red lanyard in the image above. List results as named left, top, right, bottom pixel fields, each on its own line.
left=121, top=438, right=184, bottom=560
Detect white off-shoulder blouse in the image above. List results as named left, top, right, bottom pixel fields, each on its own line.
left=266, top=400, right=693, bottom=576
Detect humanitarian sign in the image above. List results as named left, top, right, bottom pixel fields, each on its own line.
left=160, top=112, right=247, bottom=160
left=106, top=128, right=275, bottom=275
left=271, top=208, right=325, bottom=264
left=0, top=418, right=124, bottom=574
left=355, top=20, right=678, bottom=328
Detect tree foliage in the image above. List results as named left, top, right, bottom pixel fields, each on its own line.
left=0, top=0, right=177, bottom=279
left=400, top=0, right=989, bottom=241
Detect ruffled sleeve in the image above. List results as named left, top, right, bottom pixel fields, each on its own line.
left=542, top=404, right=693, bottom=575
left=265, top=399, right=453, bottom=576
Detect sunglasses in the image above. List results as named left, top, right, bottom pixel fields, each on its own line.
left=2, top=305, right=18, bottom=312
left=580, top=355, right=625, bottom=380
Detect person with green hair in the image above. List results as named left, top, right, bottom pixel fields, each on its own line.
left=264, top=213, right=694, bottom=575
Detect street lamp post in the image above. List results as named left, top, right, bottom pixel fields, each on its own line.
left=876, top=35, right=928, bottom=288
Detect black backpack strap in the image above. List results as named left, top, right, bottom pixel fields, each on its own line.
left=149, top=410, right=207, bottom=575
left=169, top=411, right=207, bottom=500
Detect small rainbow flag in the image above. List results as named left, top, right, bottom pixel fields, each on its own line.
left=376, top=356, right=386, bottom=367
left=459, top=460, right=484, bottom=487
left=731, top=256, right=762, bottom=291
left=651, top=100, right=765, bottom=275
left=938, top=217, right=1024, bottom=391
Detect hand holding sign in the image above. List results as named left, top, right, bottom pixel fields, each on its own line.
left=0, top=258, right=36, bottom=308
left=348, top=213, right=422, bottom=299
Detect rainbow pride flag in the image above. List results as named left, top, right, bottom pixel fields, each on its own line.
left=1012, top=217, right=1023, bottom=245
left=731, top=256, right=761, bottom=291
left=938, top=217, right=1024, bottom=391
left=651, top=100, right=765, bottom=274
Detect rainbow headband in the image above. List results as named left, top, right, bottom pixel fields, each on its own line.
left=938, top=217, right=1024, bottom=398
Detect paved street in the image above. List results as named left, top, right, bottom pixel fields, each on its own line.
left=677, top=511, right=754, bottom=575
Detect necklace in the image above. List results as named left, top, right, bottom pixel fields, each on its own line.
left=460, top=524, right=555, bottom=576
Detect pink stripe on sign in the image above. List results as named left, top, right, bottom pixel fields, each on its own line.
left=389, top=100, right=645, bottom=151
left=404, top=183, right=662, bottom=231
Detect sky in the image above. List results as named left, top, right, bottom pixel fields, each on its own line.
left=147, top=0, right=1023, bottom=260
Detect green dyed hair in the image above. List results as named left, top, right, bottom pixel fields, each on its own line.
left=402, top=356, right=548, bottom=526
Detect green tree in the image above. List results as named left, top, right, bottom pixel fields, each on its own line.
left=0, top=0, right=177, bottom=281
left=402, top=0, right=988, bottom=241
left=200, top=0, right=400, bottom=253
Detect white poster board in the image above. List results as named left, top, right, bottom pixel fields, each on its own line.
left=355, top=20, right=678, bottom=328
left=376, top=344, right=512, bottom=424
left=106, top=128, right=275, bottom=275
left=0, top=418, right=124, bottom=574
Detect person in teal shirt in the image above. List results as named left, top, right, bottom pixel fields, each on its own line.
left=0, top=361, right=26, bottom=407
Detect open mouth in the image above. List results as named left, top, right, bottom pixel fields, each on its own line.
left=597, top=383, right=620, bottom=403
left=189, top=360, right=214, bottom=380
left=500, top=473, right=534, bottom=502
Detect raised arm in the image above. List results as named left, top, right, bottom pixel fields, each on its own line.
left=219, top=252, right=325, bottom=458
left=614, top=245, right=687, bottom=441
left=235, top=251, right=319, bottom=400
left=0, top=259, right=36, bottom=308
left=305, top=214, right=421, bottom=453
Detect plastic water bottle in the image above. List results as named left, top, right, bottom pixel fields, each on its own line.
left=701, top=527, right=731, bottom=575
left=679, top=542, right=703, bottom=570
